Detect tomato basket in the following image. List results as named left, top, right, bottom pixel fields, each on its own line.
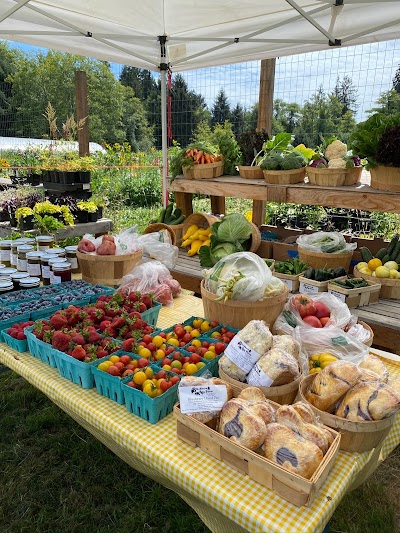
left=2, top=330, right=28, bottom=353
left=122, top=364, right=181, bottom=424
left=91, top=353, right=141, bottom=404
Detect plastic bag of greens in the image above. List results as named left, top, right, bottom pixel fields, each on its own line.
left=296, top=232, right=356, bottom=254
left=203, top=252, right=272, bottom=301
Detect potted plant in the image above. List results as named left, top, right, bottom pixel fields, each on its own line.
left=237, top=129, right=269, bottom=179
left=307, top=137, right=362, bottom=187
left=349, top=113, right=400, bottom=192
left=76, top=156, right=95, bottom=184
left=259, top=134, right=313, bottom=184
left=33, top=200, right=63, bottom=221
left=76, top=200, right=98, bottom=223
left=15, top=207, right=35, bottom=231
left=33, top=214, right=65, bottom=235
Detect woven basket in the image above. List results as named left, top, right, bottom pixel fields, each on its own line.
left=353, top=266, right=400, bottom=299
left=201, top=279, right=289, bottom=329
left=358, top=320, right=374, bottom=347
left=182, top=161, right=224, bottom=180
left=298, top=246, right=353, bottom=272
left=238, top=166, right=264, bottom=180
left=143, top=223, right=176, bottom=245
left=370, top=166, right=400, bottom=192
left=298, top=374, right=396, bottom=452
left=263, top=167, right=306, bottom=185
left=181, top=213, right=219, bottom=240
left=77, top=249, right=142, bottom=287
left=306, top=166, right=346, bottom=187
left=344, top=166, right=362, bottom=186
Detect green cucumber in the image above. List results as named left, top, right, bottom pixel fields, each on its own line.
left=169, top=215, right=185, bottom=225
left=386, top=234, right=399, bottom=256
left=173, top=207, right=182, bottom=219
left=381, top=254, right=391, bottom=265
left=163, top=203, right=174, bottom=223
left=390, top=241, right=400, bottom=261
left=359, top=247, right=373, bottom=263
left=157, top=208, right=166, bottom=223
left=375, top=247, right=388, bottom=260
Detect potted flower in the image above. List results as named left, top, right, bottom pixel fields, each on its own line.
left=349, top=113, right=400, bottom=192
left=307, top=137, right=362, bottom=187
left=237, top=129, right=269, bottom=179
left=15, top=207, right=35, bottom=231
left=259, top=134, right=313, bottom=184
left=76, top=200, right=98, bottom=223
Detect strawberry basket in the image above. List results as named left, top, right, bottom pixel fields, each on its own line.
left=24, top=326, right=57, bottom=367
left=2, top=330, right=28, bottom=353
left=0, top=309, right=31, bottom=341
left=52, top=348, right=99, bottom=388
left=140, top=301, right=162, bottom=327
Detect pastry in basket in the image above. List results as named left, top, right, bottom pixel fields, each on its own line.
left=219, top=399, right=267, bottom=450
left=264, top=423, right=323, bottom=479
left=275, top=405, right=330, bottom=454
left=182, top=377, right=233, bottom=424
left=237, top=387, right=266, bottom=402
left=359, top=355, right=389, bottom=383
left=388, top=375, right=400, bottom=395
left=219, top=355, right=247, bottom=382
left=335, top=381, right=400, bottom=421
left=305, top=360, right=361, bottom=412
left=292, top=401, right=316, bottom=424
left=247, top=401, right=276, bottom=426
left=248, top=348, right=299, bottom=387
left=272, top=335, right=300, bottom=360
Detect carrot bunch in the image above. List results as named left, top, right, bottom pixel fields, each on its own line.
left=185, top=148, right=221, bottom=165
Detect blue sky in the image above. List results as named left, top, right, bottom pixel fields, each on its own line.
left=8, top=38, right=400, bottom=122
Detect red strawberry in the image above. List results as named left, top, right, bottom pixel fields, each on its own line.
left=16, top=331, right=26, bottom=341
left=128, top=292, right=138, bottom=303
left=140, top=295, right=153, bottom=309
left=52, top=331, right=72, bottom=352
left=50, top=314, right=68, bottom=330
left=121, top=338, right=136, bottom=352
left=71, top=346, right=86, bottom=361
left=96, top=349, right=108, bottom=359
left=128, top=311, right=141, bottom=320
left=71, top=334, right=85, bottom=345
left=88, top=331, right=102, bottom=343
left=104, top=326, right=117, bottom=338
left=99, top=320, right=111, bottom=332
left=111, top=317, right=126, bottom=329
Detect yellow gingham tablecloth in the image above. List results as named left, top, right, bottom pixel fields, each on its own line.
left=0, top=293, right=399, bottom=533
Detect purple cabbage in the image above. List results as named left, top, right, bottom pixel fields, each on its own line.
left=352, top=156, right=361, bottom=167
left=310, top=158, right=328, bottom=168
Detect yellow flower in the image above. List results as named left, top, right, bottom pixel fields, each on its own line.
left=244, top=211, right=253, bottom=222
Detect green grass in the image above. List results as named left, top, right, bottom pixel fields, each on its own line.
left=0, top=369, right=399, bottom=533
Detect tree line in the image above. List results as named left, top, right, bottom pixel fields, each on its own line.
left=0, top=41, right=399, bottom=151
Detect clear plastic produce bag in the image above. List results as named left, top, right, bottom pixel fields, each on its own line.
left=137, top=232, right=178, bottom=269
left=203, top=252, right=272, bottom=301
left=296, top=232, right=356, bottom=254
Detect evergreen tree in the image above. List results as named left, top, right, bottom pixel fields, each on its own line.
left=211, top=89, right=231, bottom=126
left=0, top=42, right=21, bottom=136
left=119, top=66, right=157, bottom=100
left=393, top=64, right=400, bottom=93
left=230, top=103, right=246, bottom=138
left=367, top=89, right=400, bottom=115
left=333, top=76, right=359, bottom=114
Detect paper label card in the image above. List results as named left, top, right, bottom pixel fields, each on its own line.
left=179, top=385, right=228, bottom=414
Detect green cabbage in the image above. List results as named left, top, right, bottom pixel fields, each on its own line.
left=212, top=242, right=238, bottom=261
left=214, top=213, right=253, bottom=244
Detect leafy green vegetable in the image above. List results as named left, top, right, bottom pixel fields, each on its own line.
left=214, top=213, right=253, bottom=244
left=198, top=244, right=214, bottom=268
left=212, top=242, right=238, bottom=261
left=260, top=151, right=283, bottom=170
left=264, top=133, right=294, bottom=153
left=293, top=144, right=316, bottom=163
left=274, top=258, right=309, bottom=275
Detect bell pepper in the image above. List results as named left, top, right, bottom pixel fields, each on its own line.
left=309, top=353, right=338, bottom=371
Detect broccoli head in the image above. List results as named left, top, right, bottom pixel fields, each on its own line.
left=260, top=151, right=284, bottom=170
left=281, top=151, right=307, bottom=170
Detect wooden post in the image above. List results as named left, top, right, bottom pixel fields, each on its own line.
left=75, top=71, right=89, bottom=157
left=253, top=58, right=276, bottom=228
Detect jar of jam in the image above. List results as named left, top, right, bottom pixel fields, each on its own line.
left=0, top=264, right=5, bottom=272
left=11, top=239, right=29, bottom=267
left=1, top=267, right=17, bottom=277
left=52, top=261, right=72, bottom=284
left=0, top=240, right=12, bottom=266
left=36, top=235, right=54, bottom=252
left=48, top=258, right=68, bottom=284
left=23, top=238, right=36, bottom=246
left=41, top=253, right=59, bottom=285
left=19, top=276, right=41, bottom=290
left=27, top=252, right=43, bottom=277
left=65, top=245, right=80, bottom=273
left=51, top=247, right=66, bottom=258
left=0, top=279, right=13, bottom=294
left=11, top=272, right=30, bottom=291
left=17, top=245, right=34, bottom=272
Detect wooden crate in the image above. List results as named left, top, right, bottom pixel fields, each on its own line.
left=274, top=271, right=305, bottom=293
left=328, top=280, right=381, bottom=308
left=298, top=275, right=346, bottom=294
left=298, top=375, right=396, bottom=452
left=174, top=404, right=340, bottom=507
left=182, top=161, right=224, bottom=180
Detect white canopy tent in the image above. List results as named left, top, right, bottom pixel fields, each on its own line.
left=1, top=0, right=400, bottom=203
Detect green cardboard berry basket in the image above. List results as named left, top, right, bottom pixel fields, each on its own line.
left=24, top=326, right=57, bottom=367
left=0, top=310, right=31, bottom=341
left=92, top=353, right=141, bottom=404
left=52, top=348, right=98, bottom=388
left=141, top=301, right=162, bottom=327
left=2, top=330, right=28, bottom=353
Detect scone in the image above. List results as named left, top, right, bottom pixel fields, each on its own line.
left=272, top=335, right=300, bottom=360
left=359, top=355, right=389, bottom=383
left=238, top=387, right=266, bottom=402
left=335, top=381, right=400, bottom=421
left=219, top=399, right=267, bottom=450
left=305, top=360, right=361, bottom=412
left=275, top=405, right=330, bottom=454
left=264, top=423, right=323, bottom=479
left=248, top=348, right=299, bottom=387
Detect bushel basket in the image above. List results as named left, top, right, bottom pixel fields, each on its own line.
left=77, top=250, right=142, bottom=287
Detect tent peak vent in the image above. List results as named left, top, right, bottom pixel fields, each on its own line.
left=329, top=39, right=341, bottom=46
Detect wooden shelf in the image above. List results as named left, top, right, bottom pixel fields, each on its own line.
left=0, top=218, right=113, bottom=240
left=169, top=172, right=400, bottom=226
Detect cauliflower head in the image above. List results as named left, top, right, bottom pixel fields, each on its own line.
left=325, top=140, right=347, bottom=161
left=328, top=158, right=347, bottom=169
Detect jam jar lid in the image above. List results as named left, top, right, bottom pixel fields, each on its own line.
left=23, top=238, right=36, bottom=245
left=19, top=276, right=41, bottom=287
left=0, top=280, right=13, bottom=289
left=65, top=245, right=78, bottom=253
left=27, top=251, right=43, bottom=260
left=41, top=253, right=59, bottom=260
left=52, top=262, right=71, bottom=271
left=11, top=239, right=29, bottom=246
left=51, top=247, right=65, bottom=254
left=0, top=240, right=13, bottom=247
left=17, top=245, right=34, bottom=253
left=48, top=257, right=68, bottom=265
left=0, top=264, right=5, bottom=270
left=11, top=272, right=30, bottom=280
left=0, top=275, right=12, bottom=281
left=1, top=267, right=17, bottom=275
left=36, top=235, right=54, bottom=242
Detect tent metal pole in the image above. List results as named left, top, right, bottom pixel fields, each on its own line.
left=160, top=68, right=168, bottom=208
